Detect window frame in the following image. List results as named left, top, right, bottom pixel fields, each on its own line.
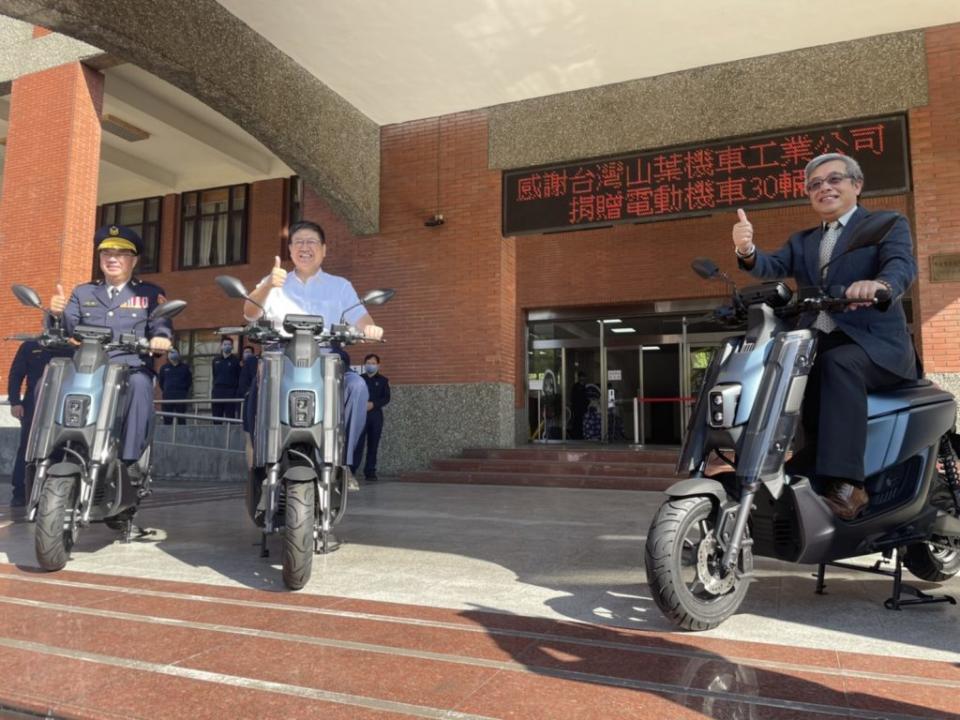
left=97, top=196, right=163, bottom=274
left=178, top=183, right=249, bottom=270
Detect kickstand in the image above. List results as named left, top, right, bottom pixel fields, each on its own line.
left=120, top=520, right=154, bottom=544
left=258, top=531, right=269, bottom=558
left=814, top=548, right=957, bottom=609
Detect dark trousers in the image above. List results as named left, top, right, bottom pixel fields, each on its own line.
left=803, top=332, right=903, bottom=485
left=12, top=404, right=34, bottom=499
left=122, top=370, right=156, bottom=462
left=211, top=385, right=238, bottom=422
left=355, top=410, right=384, bottom=476
left=163, top=400, right=188, bottom=425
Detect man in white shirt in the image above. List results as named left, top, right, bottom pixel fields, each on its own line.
left=243, top=220, right=383, bottom=471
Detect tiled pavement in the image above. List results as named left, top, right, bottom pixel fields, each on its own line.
left=0, top=480, right=958, bottom=719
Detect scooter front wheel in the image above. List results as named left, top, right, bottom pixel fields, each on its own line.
left=282, top=480, right=315, bottom=590
left=34, top=475, right=80, bottom=571
left=645, top=495, right=752, bottom=631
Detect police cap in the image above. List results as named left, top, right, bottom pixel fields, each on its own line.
left=95, top=225, right=142, bottom=255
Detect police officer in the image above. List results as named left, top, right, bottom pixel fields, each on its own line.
left=355, top=353, right=390, bottom=481
left=211, top=339, right=241, bottom=422
left=158, top=349, right=192, bottom=425
left=50, top=225, right=173, bottom=464
left=6, top=338, right=68, bottom=506
left=237, top=346, right=258, bottom=399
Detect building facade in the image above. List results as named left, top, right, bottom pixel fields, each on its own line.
left=1, top=13, right=960, bottom=472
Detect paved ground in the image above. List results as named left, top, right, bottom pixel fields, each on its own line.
left=0, top=479, right=958, bottom=719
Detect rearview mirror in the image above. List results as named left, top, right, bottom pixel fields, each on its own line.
left=842, top=211, right=900, bottom=254
left=691, top=258, right=720, bottom=280
left=11, top=284, right=43, bottom=309
left=149, top=299, right=187, bottom=321
left=361, top=288, right=395, bottom=306
left=215, top=275, right=250, bottom=300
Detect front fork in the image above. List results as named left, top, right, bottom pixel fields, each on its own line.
left=722, top=486, right=757, bottom=571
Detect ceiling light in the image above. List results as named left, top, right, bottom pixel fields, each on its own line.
left=602, top=318, right=622, bottom=324
left=642, top=345, right=661, bottom=351
left=610, top=327, right=636, bottom=334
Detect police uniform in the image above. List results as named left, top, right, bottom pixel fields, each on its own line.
left=158, top=359, right=192, bottom=425
left=356, top=370, right=390, bottom=479
left=7, top=340, right=69, bottom=503
left=211, top=351, right=241, bottom=420
left=58, top=225, right=173, bottom=462
left=237, top=353, right=258, bottom=399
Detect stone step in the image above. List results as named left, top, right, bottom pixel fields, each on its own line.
left=431, top=457, right=676, bottom=478
left=397, top=470, right=675, bottom=491
left=459, top=446, right=678, bottom=464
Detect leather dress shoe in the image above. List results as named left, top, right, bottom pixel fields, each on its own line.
left=824, top=481, right=869, bottom=520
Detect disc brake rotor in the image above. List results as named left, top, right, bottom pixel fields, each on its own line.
left=697, top=532, right=737, bottom=595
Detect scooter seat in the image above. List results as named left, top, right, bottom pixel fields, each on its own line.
left=867, top=379, right=954, bottom=418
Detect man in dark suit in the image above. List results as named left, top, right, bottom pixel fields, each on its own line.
left=732, top=153, right=917, bottom=520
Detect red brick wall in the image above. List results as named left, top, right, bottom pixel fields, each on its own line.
left=911, top=24, right=960, bottom=373
left=303, top=112, right=516, bottom=387
left=139, top=178, right=287, bottom=331
left=0, top=62, right=103, bottom=382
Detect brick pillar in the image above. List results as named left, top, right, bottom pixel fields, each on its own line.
left=912, top=24, right=960, bottom=378
left=0, top=62, right=103, bottom=390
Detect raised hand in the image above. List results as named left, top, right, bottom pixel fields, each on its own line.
left=50, top=283, right=67, bottom=315
left=270, top=256, right=287, bottom=289
left=732, top=209, right=755, bottom=256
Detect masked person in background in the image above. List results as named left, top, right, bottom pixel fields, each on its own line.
left=355, top=353, right=391, bottom=482
left=158, top=348, right=192, bottom=425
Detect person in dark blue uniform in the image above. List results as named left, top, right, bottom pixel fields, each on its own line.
left=211, top=339, right=241, bottom=422
left=158, top=349, right=192, bottom=425
left=49, top=225, right=173, bottom=463
left=237, top=346, right=258, bottom=399
left=7, top=339, right=68, bottom=506
left=355, top=353, right=390, bottom=481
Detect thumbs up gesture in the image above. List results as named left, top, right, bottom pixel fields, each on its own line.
left=270, top=256, right=287, bottom=289
left=732, top=208, right=755, bottom=256
left=50, top=283, right=67, bottom=315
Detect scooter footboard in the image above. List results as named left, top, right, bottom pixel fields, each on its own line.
left=737, top=330, right=816, bottom=490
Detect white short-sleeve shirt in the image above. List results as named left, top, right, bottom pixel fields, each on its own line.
left=248, top=269, right=365, bottom=334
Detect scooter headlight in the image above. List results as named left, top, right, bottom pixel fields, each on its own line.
left=707, top=385, right=741, bottom=428
left=288, top=391, right=316, bottom=428
left=63, top=394, right=91, bottom=428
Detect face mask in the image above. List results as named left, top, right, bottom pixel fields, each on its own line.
left=243, top=352, right=253, bottom=361
left=169, top=352, right=180, bottom=363
left=365, top=364, right=378, bottom=375
left=222, top=344, right=233, bottom=354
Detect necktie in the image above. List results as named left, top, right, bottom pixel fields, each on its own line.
left=812, top=221, right=840, bottom=334
left=108, top=286, right=119, bottom=301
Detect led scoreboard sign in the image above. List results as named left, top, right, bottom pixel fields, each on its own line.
left=502, top=116, right=909, bottom=236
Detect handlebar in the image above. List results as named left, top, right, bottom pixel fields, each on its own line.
left=215, top=322, right=380, bottom=346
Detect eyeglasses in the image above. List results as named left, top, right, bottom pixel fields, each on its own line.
left=289, top=239, right=322, bottom=248
left=805, top=172, right=853, bottom=194
left=99, top=249, right=135, bottom=258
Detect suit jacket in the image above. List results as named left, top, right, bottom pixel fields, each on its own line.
left=740, top=206, right=917, bottom=379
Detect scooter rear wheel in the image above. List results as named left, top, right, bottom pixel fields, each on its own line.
left=282, top=480, right=315, bottom=590
left=904, top=542, right=960, bottom=582
left=35, top=475, right=79, bottom=572
left=645, top=495, right=752, bottom=631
